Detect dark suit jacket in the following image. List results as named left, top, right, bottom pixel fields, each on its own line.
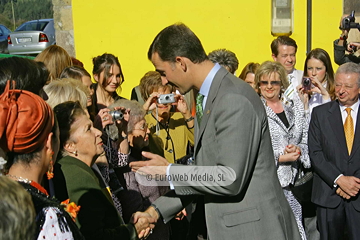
left=53, top=156, right=138, bottom=240
left=309, top=100, right=360, bottom=210
left=152, top=67, right=301, bottom=240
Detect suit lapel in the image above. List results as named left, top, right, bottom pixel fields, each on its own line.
left=328, top=100, right=348, bottom=159
left=350, top=104, right=360, bottom=158
left=194, top=68, right=227, bottom=156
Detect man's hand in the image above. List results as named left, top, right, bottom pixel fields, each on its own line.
left=131, top=211, right=157, bottom=239
left=336, top=175, right=360, bottom=197
left=129, top=151, right=169, bottom=175
left=336, top=187, right=351, bottom=200
left=175, top=208, right=187, bottom=221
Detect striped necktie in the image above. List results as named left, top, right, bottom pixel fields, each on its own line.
left=196, top=93, right=204, bottom=125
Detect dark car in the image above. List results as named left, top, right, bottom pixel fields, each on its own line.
left=7, top=19, right=55, bottom=55
left=0, top=24, right=11, bottom=53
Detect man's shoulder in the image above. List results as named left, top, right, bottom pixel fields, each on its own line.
left=312, top=100, right=336, bottom=115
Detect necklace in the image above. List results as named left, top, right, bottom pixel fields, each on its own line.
left=6, top=174, right=49, bottom=196
left=6, top=174, right=32, bottom=183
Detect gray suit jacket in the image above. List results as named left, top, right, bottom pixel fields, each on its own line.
left=153, top=67, right=301, bottom=240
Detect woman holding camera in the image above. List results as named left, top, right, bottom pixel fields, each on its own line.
left=255, top=61, right=310, bottom=240
left=298, top=48, right=335, bottom=120
left=91, top=53, right=126, bottom=120
left=139, top=71, right=194, bottom=164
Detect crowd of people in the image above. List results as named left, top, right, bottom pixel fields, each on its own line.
left=0, top=14, right=360, bottom=240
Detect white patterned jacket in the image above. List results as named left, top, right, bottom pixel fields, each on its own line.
left=262, top=97, right=311, bottom=187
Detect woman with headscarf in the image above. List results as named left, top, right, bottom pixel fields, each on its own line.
left=0, top=81, right=83, bottom=240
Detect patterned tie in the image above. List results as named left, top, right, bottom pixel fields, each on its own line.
left=196, top=93, right=204, bottom=125
left=344, top=107, right=354, bottom=155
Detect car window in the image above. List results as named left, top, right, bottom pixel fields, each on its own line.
left=16, top=21, right=49, bottom=31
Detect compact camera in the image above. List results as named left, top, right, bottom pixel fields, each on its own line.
left=109, top=110, right=123, bottom=121
left=302, top=77, right=312, bottom=91
left=157, top=93, right=176, bottom=104
left=340, top=10, right=360, bottom=31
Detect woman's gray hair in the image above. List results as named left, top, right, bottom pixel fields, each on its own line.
left=107, top=99, right=146, bottom=140
left=44, top=78, right=89, bottom=109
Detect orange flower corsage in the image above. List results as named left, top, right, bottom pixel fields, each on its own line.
left=61, top=199, right=81, bottom=222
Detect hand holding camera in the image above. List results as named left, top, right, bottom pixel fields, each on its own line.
left=340, top=11, right=360, bottom=31
left=347, top=42, right=360, bottom=54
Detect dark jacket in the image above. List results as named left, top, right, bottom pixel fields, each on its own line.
left=53, top=156, right=138, bottom=240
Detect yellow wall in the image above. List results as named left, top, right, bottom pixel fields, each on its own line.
left=72, top=0, right=342, bottom=99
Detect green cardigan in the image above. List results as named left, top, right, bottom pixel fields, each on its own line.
left=53, top=156, right=138, bottom=240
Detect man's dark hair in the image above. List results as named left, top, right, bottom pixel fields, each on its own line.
left=208, top=49, right=239, bottom=74
left=147, top=23, right=208, bottom=63
left=0, top=57, right=49, bottom=95
left=270, top=36, right=298, bottom=56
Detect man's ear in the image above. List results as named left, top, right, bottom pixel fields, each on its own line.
left=271, top=54, right=277, bottom=62
left=176, top=57, right=187, bottom=72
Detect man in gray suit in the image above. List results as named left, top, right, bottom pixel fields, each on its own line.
left=131, top=23, right=301, bottom=240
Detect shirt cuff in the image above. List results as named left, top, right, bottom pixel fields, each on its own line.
left=334, top=174, right=344, bottom=187
left=166, top=164, right=174, bottom=189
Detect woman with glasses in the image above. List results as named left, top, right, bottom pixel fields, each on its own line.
left=91, top=53, right=126, bottom=118
left=100, top=99, right=170, bottom=240
left=255, top=61, right=310, bottom=240
left=52, top=101, right=153, bottom=240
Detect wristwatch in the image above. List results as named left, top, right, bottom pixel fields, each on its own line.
left=185, top=116, right=194, bottom=122
left=340, top=34, right=347, bottom=41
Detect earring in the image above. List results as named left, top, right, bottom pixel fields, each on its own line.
left=46, top=151, right=54, bottom=180
left=73, top=150, right=77, bottom=156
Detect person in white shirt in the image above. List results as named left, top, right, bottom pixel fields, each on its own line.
left=271, top=36, right=303, bottom=100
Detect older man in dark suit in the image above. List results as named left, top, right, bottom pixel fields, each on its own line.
left=131, top=23, right=301, bottom=240
left=309, top=62, right=360, bottom=240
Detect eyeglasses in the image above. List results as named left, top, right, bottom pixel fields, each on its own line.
left=259, top=81, right=281, bottom=86
left=133, top=123, right=148, bottom=132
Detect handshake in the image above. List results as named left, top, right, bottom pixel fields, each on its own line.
left=131, top=206, right=159, bottom=239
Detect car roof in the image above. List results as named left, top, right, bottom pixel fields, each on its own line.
left=24, top=19, right=53, bottom=23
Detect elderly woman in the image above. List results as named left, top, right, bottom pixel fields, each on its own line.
left=0, top=81, right=83, bottom=240
left=254, top=61, right=310, bottom=240
left=139, top=71, right=194, bottom=164
left=100, top=99, right=170, bottom=240
left=52, top=101, right=153, bottom=240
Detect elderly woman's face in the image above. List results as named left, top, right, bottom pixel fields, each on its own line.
left=70, top=113, right=103, bottom=163
left=129, top=119, right=150, bottom=150
left=259, top=72, right=282, bottom=101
